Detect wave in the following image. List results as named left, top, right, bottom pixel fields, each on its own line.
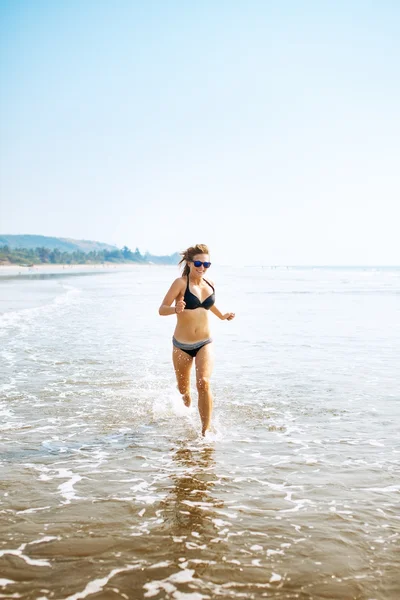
left=0, top=284, right=83, bottom=336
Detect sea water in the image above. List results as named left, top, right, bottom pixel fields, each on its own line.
left=0, top=265, right=399, bottom=599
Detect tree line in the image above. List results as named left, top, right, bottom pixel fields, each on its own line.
left=0, top=245, right=177, bottom=266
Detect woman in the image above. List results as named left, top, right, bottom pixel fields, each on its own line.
left=159, top=244, right=235, bottom=436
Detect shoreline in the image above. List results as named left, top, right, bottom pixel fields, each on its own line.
left=0, top=263, right=176, bottom=278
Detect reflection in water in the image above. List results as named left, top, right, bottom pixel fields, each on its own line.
left=162, top=444, right=223, bottom=540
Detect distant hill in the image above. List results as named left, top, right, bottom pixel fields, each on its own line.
left=144, top=251, right=181, bottom=265
left=0, top=234, right=117, bottom=253
left=0, top=234, right=180, bottom=266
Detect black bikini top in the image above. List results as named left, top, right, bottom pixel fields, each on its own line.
left=184, top=276, right=215, bottom=310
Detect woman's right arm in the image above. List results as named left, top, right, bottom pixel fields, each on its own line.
left=158, top=278, right=185, bottom=316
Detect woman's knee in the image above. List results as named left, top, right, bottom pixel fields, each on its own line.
left=176, top=374, right=190, bottom=395
left=196, top=375, right=211, bottom=392
left=177, top=382, right=190, bottom=395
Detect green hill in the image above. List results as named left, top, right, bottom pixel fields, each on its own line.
left=0, top=234, right=117, bottom=253
left=0, top=234, right=180, bottom=266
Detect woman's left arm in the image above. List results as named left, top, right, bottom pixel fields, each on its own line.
left=210, top=305, right=235, bottom=321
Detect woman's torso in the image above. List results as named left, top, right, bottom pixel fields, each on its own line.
left=174, top=276, right=215, bottom=343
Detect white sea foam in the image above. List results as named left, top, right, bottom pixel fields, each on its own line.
left=0, top=547, right=51, bottom=567
left=27, top=536, right=59, bottom=546
left=61, top=565, right=141, bottom=600
left=364, top=485, right=400, bottom=493
left=143, top=570, right=196, bottom=598
left=148, top=561, right=171, bottom=569
left=56, top=469, right=82, bottom=503
left=0, top=285, right=82, bottom=335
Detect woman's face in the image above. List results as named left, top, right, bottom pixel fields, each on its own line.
left=188, top=254, right=211, bottom=278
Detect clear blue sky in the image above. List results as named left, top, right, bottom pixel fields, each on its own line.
left=1, top=0, right=399, bottom=264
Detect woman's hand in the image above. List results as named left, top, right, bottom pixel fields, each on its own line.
left=175, top=295, right=186, bottom=314
left=223, top=312, right=235, bottom=321
left=210, top=305, right=235, bottom=321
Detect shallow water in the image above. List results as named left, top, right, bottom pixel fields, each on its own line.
left=0, top=266, right=399, bottom=599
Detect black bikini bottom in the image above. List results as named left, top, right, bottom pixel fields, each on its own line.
left=172, top=337, right=213, bottom=358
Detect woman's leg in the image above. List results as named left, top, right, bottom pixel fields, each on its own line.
left=195, top=343, right=214, bottom=435
left=172, top=346, right=193, bottom=407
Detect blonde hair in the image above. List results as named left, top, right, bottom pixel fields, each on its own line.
left=179, top=244, right=210, bottom=276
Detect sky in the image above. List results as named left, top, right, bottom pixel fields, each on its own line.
left=0, top=0, right=399, bottom=265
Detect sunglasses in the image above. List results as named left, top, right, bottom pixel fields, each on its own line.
left=193, top=260, right=211, bottom=269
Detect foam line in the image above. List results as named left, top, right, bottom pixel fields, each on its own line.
left=0, top=549, right=51, bottom=567
left=62, top=565, right=141, bottom=600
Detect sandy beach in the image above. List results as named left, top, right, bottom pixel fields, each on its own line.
left=0, top=262, right=151, bottom=277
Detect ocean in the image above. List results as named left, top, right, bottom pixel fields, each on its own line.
left=0, top=265, right=399, bottom=599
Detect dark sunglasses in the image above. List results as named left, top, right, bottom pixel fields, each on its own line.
left=193, top=260, right=211, bottom=269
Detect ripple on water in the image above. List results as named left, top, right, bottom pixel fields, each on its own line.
left=1, top=267, right=400, bottom=598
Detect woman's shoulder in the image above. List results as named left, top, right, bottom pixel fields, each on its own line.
left=171, top=276, right=187, bottom=289
left=205, top=277, right=215, bottom=288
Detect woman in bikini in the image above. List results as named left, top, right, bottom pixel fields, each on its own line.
left=159, top=244, right=235, bottom=435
